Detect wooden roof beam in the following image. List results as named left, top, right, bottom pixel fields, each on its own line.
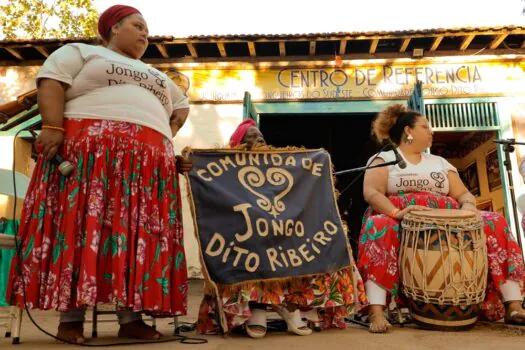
left=1, top=28, right=524, bottom=48
left=35, top=46, right=49, bottom=58
left=489, top=33, right=508, bottom=49
left=429, top=36, right=443, bottom=51
left=339, top=39, right=347, bottom=55
left=217, top=42, right=227, bottom=57
left=309, top=40, right=316, bottom=55
left=155, top=44, right=169, bottom=58
left=247, top=42, right=256, bottom=57
left=369, top=39, right=379, bottom=54
left=399, top=38, right=410, bottom=52
left=186, top=43, right=198, bottom=58
left=521, top=39, right=525, bottom=49
left=460, top=34, right=476, bottom=51
left=5, top=48, right=23, bottom=60
left=279, top=41, right=286, bottom=57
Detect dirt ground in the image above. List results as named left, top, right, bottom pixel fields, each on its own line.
left=1, top=280, right=524, bottom=350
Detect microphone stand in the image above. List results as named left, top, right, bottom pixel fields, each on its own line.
left=335, top=154, right=411, bottom=328
left=494, top=139, right=525, bottom=254
left=335, top=148, right=401, bottom=245
left=334, top=160, right=401, bottom=176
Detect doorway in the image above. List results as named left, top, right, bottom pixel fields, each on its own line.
left=259, top=112, right=380, bottom=253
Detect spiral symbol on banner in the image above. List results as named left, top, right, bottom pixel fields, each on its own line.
left=267, top=168, right=294, bottom=217
left=238, top=167, right=272, bottom=212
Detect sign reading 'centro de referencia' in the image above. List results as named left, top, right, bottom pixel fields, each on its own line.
left=170, top=60, right=525, bottom=101
left=186, top=149, right=351, bottom=285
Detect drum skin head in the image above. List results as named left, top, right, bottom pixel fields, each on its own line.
left=408, top=209, right=476, bottom=220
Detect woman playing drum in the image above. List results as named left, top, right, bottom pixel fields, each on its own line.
left=358, top=104, right=525, bottom=333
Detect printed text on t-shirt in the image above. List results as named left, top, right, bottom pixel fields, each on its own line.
left=105, top=61, right=169, bottom=106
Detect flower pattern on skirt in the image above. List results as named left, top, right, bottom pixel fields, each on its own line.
left=8, top=119, right=187, bottom=315
left=357, top=192, right=525, bottom=321
left=197, top=253, right=367, bottom=333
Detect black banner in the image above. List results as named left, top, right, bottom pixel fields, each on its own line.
left=187, top=149, right=351, bottom=285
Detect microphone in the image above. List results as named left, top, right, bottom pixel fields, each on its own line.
left=30, top=131, right=75, bottom=176
left=386, top=144, right=407, bottom=169
left=54, top=153, right=75, bottom=176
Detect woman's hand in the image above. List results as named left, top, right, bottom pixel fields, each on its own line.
left=461, top=202, right=479, bottom=214
left=394, top=205, right=432, bottom=220
left=36, top=129, right=64, bottom=160
left=176, top=155, right=193, bottom=173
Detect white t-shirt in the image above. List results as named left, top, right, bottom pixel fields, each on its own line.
left=519, top=158, right=525, bottom=182
left=367, top=149, right=458, bottom=196
left=37, top=43, right=189, bottom=140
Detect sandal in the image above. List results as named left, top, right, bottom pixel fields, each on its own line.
left=301, top=309, right=321, bottom=332
left=118, top=319, right=162, bottom=340
left=56, top=321, right=85, bottom=344
left=273, top=305, right=312, bottom=336
left=505, top=310, right=525, bottom=326
left=246, top=308, right=267, bottom=339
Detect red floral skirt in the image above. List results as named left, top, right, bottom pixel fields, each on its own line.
left=8, top=119, right=187, bottom=315
left=357, top=192, right=525, bottom=321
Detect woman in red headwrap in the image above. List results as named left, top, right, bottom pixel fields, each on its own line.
left=228, top=119, right=265, bottom=149
left=196, top=120, right=367, bottom=338
left=8, top=4, right=191, bottom=343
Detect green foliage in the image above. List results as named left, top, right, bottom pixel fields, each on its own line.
left=1, top=0, right=99, bottom=39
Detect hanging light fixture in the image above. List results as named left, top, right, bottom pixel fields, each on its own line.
left=335, top=54, right=342, bottom=67
left=334, top=40, right=343, bottom=67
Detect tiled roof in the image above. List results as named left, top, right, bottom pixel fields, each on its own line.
left=1, top=25, right=524, bottom=67
left=1, top=25, right=524, bottom=45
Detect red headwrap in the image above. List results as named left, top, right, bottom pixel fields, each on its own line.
left=98, top=5, right=141, bottom=41
left=229, top=119, right=257, bottom=147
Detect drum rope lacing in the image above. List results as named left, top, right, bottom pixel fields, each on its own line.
left=400, top=213, right=488, bottom=306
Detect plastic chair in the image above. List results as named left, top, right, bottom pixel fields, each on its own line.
left=0, top=169, right=29, bottom=344
left=0, top=231, right=23, bottom=344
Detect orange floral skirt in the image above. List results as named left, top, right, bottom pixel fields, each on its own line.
left=196, top=262, right=367, bottom=333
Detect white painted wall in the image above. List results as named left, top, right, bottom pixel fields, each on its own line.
left=0, top=67, right=38, bottom=105
left=172, top=104, right=243, bottom=278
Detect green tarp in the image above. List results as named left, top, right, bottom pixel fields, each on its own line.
left=0, top=219, right=17, bottom=306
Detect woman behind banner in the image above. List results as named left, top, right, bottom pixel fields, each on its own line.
left=358, top=104, right=525, bottom=333
left=8, top=5, right=192, bottom=343
left=196, top=119, right=367, bottom=338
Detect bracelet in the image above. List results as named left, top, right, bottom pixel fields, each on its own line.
left=389, top=208, right=400, bottom=218
left=42, top=125, right=65, bottom=132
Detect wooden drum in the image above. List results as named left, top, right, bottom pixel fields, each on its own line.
left=399, top=209, right=488, bottom=331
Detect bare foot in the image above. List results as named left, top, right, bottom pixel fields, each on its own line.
left=118, top=320, right=162, bottom=340
left=368, top=305, right=392, bottom=333
left=505, top=301, right=525, bottom=325
left=56, top=321, right=85, bottom=344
